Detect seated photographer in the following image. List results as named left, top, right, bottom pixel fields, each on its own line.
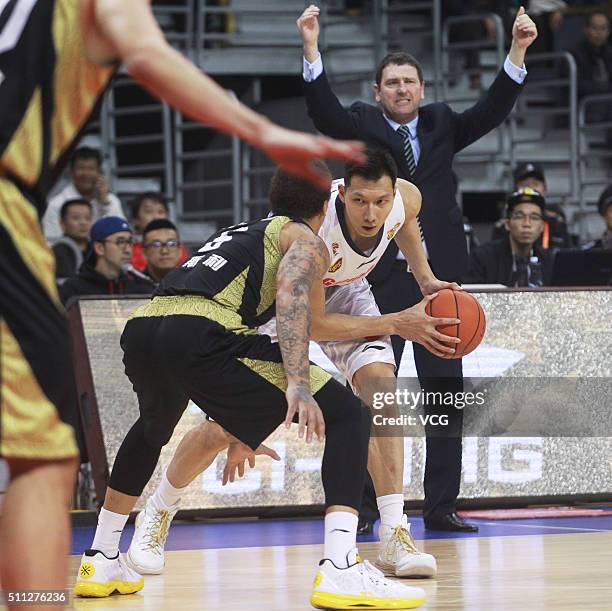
left=464, top=188, right=553, bottom=286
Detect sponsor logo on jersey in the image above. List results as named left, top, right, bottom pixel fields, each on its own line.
left=322, top=264, right=376, bottom=287
left=387, top=222, right=401, bottom=241
left=332, top=242, right=340, bottom=256
left=327, top=258, right=343, bottom=273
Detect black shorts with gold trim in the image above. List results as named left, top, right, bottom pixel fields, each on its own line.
left=0, top=179, right=79, bottom=460
left=123, top=296, right=336, bottom=450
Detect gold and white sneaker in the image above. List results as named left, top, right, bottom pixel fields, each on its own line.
left=376, top=515, right=437, bottom=578
left=74, top=549, right=144, bottom=597
left=125, top=501, right=178, bottom=574
left=310, top=552, right=426, bottom=609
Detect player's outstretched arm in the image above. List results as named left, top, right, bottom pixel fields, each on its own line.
left=276, top=226, right=328, bottom=442
left=90, top=0, right=364, bottom=187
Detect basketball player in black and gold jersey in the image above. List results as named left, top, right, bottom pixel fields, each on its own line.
left=74, top=167, right=426, bottom=609
left=0, top=0, right=364, bottom=603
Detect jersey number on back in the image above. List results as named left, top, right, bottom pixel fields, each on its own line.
left=198, top=224, right=248, bottom=253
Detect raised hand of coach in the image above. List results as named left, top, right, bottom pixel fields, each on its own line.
left=509, top=6, right=538, bottom=67
left=297, top=4, right=321, bottom=63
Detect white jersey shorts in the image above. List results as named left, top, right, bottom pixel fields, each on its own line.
left=260, top=278, right=395, bottom=387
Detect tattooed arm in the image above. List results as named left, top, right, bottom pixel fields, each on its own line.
left=276, top=223, right=329, bottom=442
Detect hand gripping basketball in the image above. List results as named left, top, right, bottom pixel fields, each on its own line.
left=425, top=289, right=486, bottom=359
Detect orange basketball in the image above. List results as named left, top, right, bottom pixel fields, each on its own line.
left=425, top=289, right=486, bottom=359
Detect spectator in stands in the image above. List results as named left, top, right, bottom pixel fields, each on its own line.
left=52, top=199, right=93, bottom=285
left=444, top=0, right=507, bottom=91
left=570, top=11, right=612, bottom=99
left=43, top=147, right=124, bottom=242
left=130, top=192, right=189, bottom=271
left=465, top=187, right=553, bottom=285
left=59, top=216, right=153, bottom=305
left=528, top=1, right=566, bottom=56
left=569, top=10, right=612, bottom=146
left=491, top=162, right=572, bottom=247
left=141, top=219, right=185, bottom=284
left=515, top=161, right=547, bottom=194
left=584, top=184, right=612, bottom=249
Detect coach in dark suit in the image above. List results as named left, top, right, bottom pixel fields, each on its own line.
left=297, top=4, right=538, bottom=532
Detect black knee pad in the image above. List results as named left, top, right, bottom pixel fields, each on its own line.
left=108, top=418, right=163, bottom=496
left=357, top=398, right=373, bottom=437
left=143, top=420, right=175, bottom=448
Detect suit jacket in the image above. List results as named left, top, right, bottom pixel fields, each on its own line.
left=569, top=39, right=612, bottom=98
left=463, top=236, right=553, bottom=286
left=303, top=69, right=524, bottom=282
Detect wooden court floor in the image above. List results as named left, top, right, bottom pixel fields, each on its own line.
left=65, top=531, right=612, bottom=610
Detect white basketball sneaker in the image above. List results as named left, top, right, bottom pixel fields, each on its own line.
left=74, top=549, right=144, bottom=597
left=311, top=553, right=426, bottom=609
left=125, top=500, right=178, bottom=574
left=376, top=515, right=437, bottom=578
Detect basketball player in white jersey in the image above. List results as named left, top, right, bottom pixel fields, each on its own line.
left=123, top=150, right=460, bottom=582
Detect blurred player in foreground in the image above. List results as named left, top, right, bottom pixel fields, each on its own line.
left=0, top=1, right=362, bottom=607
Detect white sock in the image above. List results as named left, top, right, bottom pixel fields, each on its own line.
left=377, top=493, right=405, bottom=533
left=323, top=511, right=358, bottom=568
left=91, top=508, right=129, bottom=558
left=150, top=471, right=184, bottom=511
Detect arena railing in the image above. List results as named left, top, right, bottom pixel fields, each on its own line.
left=99, top=1, right=444, bottom=227
left=578, top=92, right=612, bottom=235
left=381, top=0, right=442, bottom=101
left=173, top=107, right=242, bottom=226
left=100, top=74, right=175, bottom=206
left=152, top=0, right=195, bottom=53
left=508, top=52, right=578, bottom=206
left=195, top=0, right=310, bottom=75
left=441, top=13, right=507, bottom=166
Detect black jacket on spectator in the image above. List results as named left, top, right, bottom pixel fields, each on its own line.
left=53, top=237, right=86, bottom=283
left=59, top=261, right=153, bottom=305
left=569, top=39, right=612, bottom=97
left=464, top=236, right=553, bottom=285
left=583, top=232, right=612, bottom=250
left=489, top=215, right=573, bottom=249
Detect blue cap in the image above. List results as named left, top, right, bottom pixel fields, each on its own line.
left=86, top=216, right=132, bottom=264
left=90, top=216, right=132, bottom=243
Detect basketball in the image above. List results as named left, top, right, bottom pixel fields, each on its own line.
left=425, top=289, right=486, bottom=359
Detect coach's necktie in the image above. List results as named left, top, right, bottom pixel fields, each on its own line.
left=397, top=125, right=426, bottom=247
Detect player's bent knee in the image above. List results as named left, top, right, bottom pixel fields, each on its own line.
left=144, top=414, right=185, bottom=448
left=144, top=426, right=174, bottom=449
left=359, top=399, right=373, bottom=436
left=197, top=421, right=230, bottom=452
left=352, top=362, right=396, bottom=405
left=346, top=395, right=373, bottom=438
left=352, top=361, right=395, bottom=387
